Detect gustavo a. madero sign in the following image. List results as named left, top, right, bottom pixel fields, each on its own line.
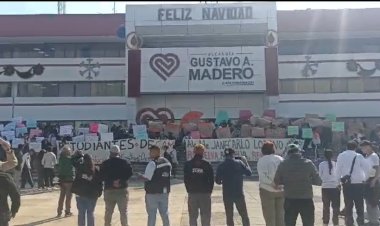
left=141, top=46, right=265, bottom=93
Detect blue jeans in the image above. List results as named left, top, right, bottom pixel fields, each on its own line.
left=76, top=196, right=97, bottom=226
left=145, top=193, right=170, bottom=226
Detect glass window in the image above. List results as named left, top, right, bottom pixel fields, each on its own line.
left=314, top=79, right=331, bottom=93
left=280, top=80, right=296, bottom=94
left=18, top=83, right=59, bottom=97
left=59, top=83, right=75, bottom=97
left=0, top=83, right=11, bottom=97
left=363, top=77, right=380, bottom=92
left=348, top=78, right=364, bottom=93
left=75, top=83, right=91, bottom=96
left=296, top=80, right=314, bottom=93
left=331, top=78, right=348, bottom=93
left=91, top=82, right=124, bottom=96
left=0, top=45, right=13, bottom=58
left=43, top=83, right=59, bottom=97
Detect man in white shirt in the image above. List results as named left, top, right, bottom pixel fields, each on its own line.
left=41, top=147, right=57, bottom=189
left=336, top=140, right=370, bottom=226
left=257, top=141, right=284, bottom=226
left=360, top=140, right=380, bottom=226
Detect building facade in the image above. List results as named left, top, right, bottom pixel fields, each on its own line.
left=0, top=5, right=380, bottom=126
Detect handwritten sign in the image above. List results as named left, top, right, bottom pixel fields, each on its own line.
left=60, top=125, right=73, bottom=136
left=78, top=128, right=90, bottom=135
left=302, top=128, right=313, bottom=139
left=11, top=117, right=23, bottom=124
left=29, top=142, right=42, bottom=152
left=332, top=122, right=345, bottom=132
left=3, top=122, right=16, bottom=131
left=287, top=126, right=299, bottom=136
left=325, top=114, right=337, bottom=122
left=12, top=138, right=24, bottom=148
left=30, top=129, right=43, bottom=138
left=26, top=119, right=37, bottom=128
left=1, top=131, right=15, bottom=141
left=100, top=133, right=114, bottom=141
left=133, top=125, right=148, bottom=140
left=215, top=110, right=229, bottom=125
left=85, top=135, right=99, bottom=142
left=15, top=127, right=28, bottom=137
left=98, top=124, right=109, bottom=133
left=73, top=135, right=85, bottom=143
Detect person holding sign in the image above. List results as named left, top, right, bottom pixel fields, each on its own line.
left=0, top=138, right=18, bottom=173
left=215, top=148, right=252, bottom=226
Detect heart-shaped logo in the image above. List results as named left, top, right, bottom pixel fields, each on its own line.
left=149, top=53, right=180, bottom=81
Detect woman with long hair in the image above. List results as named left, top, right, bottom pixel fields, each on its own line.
left=71, top=153, right=102, bottom=226
left=318, top=149, right=340, bottom=226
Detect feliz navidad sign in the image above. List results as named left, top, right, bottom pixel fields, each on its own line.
left=141, top=46, right=265, bottom=93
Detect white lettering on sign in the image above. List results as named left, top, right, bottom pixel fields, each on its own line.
left=157, top=7, right=253, bottom=21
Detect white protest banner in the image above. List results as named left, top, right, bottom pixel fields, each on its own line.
left=133, top=125, right=148, bottom=139
left=78, top=128, right=90, bottom=135
left=100, top=133, right=114, bottom=141
left=12, top=138, right=24, bottom=148
left=60, top=125, right=73, bottom=136
left=29, top=142, right=42, bottom=152
left=85, top=135, right=99, bottom=142
left=1, top=131, right=15, bottom=141
left=12, top=117, right=23, bottom=124
left=73, top=135, right=85, bottom=143
left=186, top=138, right=304, bottom=162
left=98, top=124, right=109, bottom=133
left=57, top=139, right=175, bottom=164
left=36, top=137, right=45, bottom=143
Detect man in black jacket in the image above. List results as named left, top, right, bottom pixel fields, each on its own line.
left=0, top=172, right=20, bottom=226
left=216, top=148, right=252, bottom=226
left=99, top=145, right=133, bottom=226
left=184, top=144, right=214, bottom=226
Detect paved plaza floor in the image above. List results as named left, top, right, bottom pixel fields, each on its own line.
left=12, top=180, right=343, bottom=226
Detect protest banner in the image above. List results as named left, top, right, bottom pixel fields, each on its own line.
left=251, top=127, right=265, bottom=138
left=3, top=122, right=16, bottom=131
left=197, top=122, right=214, bottom=138
left=186, top=138, right=304, bottom=162
left=29, top=142, right=42, bottom=152
left=100, top=133, right=114, bottom=141
left=216, top=127, right=231, bottom=139
left=164, top=123, right=181, bottom=137
left=148, top=121, right=163, bottom=133
left=60, top=125, right=73, bottom=136
left=133, top=125, right=148, bottom=140
left=57, top=139, right=175, bottom=164
left=98, top=124, right=109, bottom=133
left=287, top=126, right=299, bottom=136
left=240, top=124, right=252, bottom=138
left=215, top=110, right=229, bottom=125
left=332, top=122, right=345, bottom=132
left=190, top=131, right=201, bottom=139
left=30, top=129, right=42, bottom=138
left=78, top=128, right=90, bottom=135
left=12, top=138, right=24, bottom=148
left=73, top=135, right=85, bottom=143
left=1, top=131, right=15, bottom=141
left=15, top=127, right=28, bottom=137
left=36, top=137, right=45, bottom=143
left=85, top=135, right=99, bottom=142
left=302, top=128, right=313, bottom=139
left=26, top=119, right=37, bottom=128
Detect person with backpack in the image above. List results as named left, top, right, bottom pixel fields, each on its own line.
left=0, top=172, right=20, bottom=226
left=57, top=146, right=74, bottom=217
left=319, top=149, right=340, bottom=226
left=336, top=140, right=370, bottom=226
left=71, top=153, right=103, bottom=226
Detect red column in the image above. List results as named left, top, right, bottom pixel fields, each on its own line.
left=265, top=47, right=279, bottom=96
left=127, top=50, right=141, bottom=97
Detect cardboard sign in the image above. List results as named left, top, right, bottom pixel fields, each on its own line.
left=251, top=127, right=265, bottom=138
left=216, top=127, right=231, bottom=139
left=78, top=128, right=90, bottom=135
left=15, top=127, right=28, bottom=137
left=133, top=125, right=148, bottom=140
left=332, top=122, right=345, bottom=132
left=29, top=142, right=42, bottom=152
left=11, top=117, right=23, bottom=124
left=100, top=133, right=114, bottom=141
left=240, top=124, right=252, bottom=138
left=287, top=126, right=299, bottom=136
left=26, top=119, right=37, bottom=128
left=72, top=135, right=85, bottom=143
left=302, top=128, right=313, bottom=139
left=30, top=129, right=43, bottom=138
left=12, top=138, right=24, bottom=148
left=98, top=124, right=109, bottom=133
left=148, top=121, right=163, bottom=133
left=215, top=110, right=229, bottom=125
left=197, top=122, right=214, bottom=138
left=164, top=123, right=181, bottom=137
left=325, top=114, right=337, bottom=122
left=1, top=131, right=15, bottom=141
left=3, top=122, right=16, bottom=131
left=60, top=125, right=73, bottom=136
left=190, top=131, right=201, bottom=139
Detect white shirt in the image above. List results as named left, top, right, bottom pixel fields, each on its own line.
left=319, top=161, right=339, bottom=188
left=336, top=150, right=370, bottom=184
left=257, top=154, right=283, bottom=192
left=366, top=152, right=380, bottom=178
left=41, top=152, right=57, bottom=169
left=21, top=153, right=32, bottom=170
left=143, top=161, right=156, bottom=181
left=169, top=149, right=178, bottom=164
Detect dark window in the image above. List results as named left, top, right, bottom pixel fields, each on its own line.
left=90, top=82, right=125, bottom=96
left=59, top=83, right=75, bottom=97
left=0, top=83, right=12, bottom=97
left=18, top=83, right=58, bottom=97
left=75, top=83, right=91, bottom=97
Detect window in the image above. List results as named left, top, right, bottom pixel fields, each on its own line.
left=296, top=80, right=314, bottom=93
left=0, top=45, right=13, bottom=58
left=280, top=80, right=297, bottom=94
left=18, top=83, right=59, bottom=97
left=348, top=78, right=364, bottom=93
left=331, top=78, right=348, bottom=93
left=75, top=83, right=91, bottom=97
left=91, top=82, right=125, bottom=96
left=0, top=83, right=12, bottom=97
left=314, top=79, right=331, bottom=93
left=363, top=77, right=380, bottom=92
left=59, top=83, right=75, bottom=97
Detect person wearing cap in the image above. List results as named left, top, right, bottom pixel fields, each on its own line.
left=184, top=144, right=214, bottom=226
left=360, top=140, right=380, bottom=226
left=0, top=138, right=18, bottom=173
left=215, top=148, right=252, bottom=226
left=274, top=143, right=321, bottom=226
left=318, top=149, right=340, bottom=226
left=99, top=145, right=133, bottom=226
left=139, top=145, right=172, bottom=226
left=257, top=141, right=284, bottom=226
left=335, top=140, right=369, bottom=226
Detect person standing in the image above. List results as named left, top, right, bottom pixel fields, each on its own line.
left=319, top=149, right=340, bottom=226
left=41, top=146, right=57, bottom=189
left=360, top=140, right=380, bottom=226
left=20, top=149, right=34, bottom=189
left=0, top=172, right=20, bottom=226
left=257, top=141, right=284, bottom=226
left=99, top=145, right=133, bottom=226
left=37, top=149, right=47, bottom=190
left=336, top=140, right=369, bottom=226
left=139, top=145, right=172, bottom=226
left=57, top=146, right=74, bottom=217
left=215, top=148, right=252, bottom=226
left=163, top=145, right=178, bottom=178
left=274, top=143, right=322, bottom=226
left=184, top=144, right=214, bottom=226
left=71, top=154, right=103, bottom=226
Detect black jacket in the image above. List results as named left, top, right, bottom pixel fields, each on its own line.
left=71, top=166, right=103, bottom=199
left=99, top=157, right=133, bottom=190
left=0, top=172, right=20, bottom=217
left=184, top=155, right=214, bottom=194
left=215, top=158, right=252, bottom=199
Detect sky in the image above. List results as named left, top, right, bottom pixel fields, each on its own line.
left=1, top=1, right=380, bottom=14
